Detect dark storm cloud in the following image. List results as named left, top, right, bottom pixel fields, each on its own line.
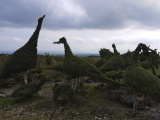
left=1, top=0, right=160, bottom=29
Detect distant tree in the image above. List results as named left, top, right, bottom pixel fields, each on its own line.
left=0, top=15, right=45, bottom=85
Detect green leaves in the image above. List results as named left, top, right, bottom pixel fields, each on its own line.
left=124, top=66, right=160, bottom=96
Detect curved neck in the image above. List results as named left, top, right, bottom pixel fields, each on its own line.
left=113, top=47, right=119, bottom=55
left=63, top=42, right=73, bottom=56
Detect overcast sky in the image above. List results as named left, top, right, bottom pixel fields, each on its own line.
left=1, top=0, right=160, bottom=54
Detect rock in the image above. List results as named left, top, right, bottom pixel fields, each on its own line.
left=0, top=93, right=7, bottom=98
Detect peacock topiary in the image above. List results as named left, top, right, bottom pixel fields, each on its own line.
left=0, top=15, right=45, bottom=85
left=53, top=37, right=115, bottom=91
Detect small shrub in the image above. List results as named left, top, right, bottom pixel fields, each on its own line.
left=53, top=83, right=73, bottom=101
left=52, top=62, right=63, bottom=72
left=11, top=77, right=46, bottom=100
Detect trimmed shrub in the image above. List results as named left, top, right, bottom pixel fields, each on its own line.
left=124, top=65, right=160, bottom=98
left=99, top=55, right=122, bottom=72
left=138, top=60, right=150, bottom=69
left=95, top=59, right=106, bottom=68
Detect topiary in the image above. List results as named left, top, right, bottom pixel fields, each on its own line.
left=106, top=71, right=124, bottom=81
left=0, top=15, right=45, bottom=85
left=99, top=54, right=122, bottom=72
left=95, top=59, right=106, bottom=68
left=124, top=65, right=160, bottom=97
left=138, top=60, right=150, bottom=69
left=99, top=48, right=113, bottom=61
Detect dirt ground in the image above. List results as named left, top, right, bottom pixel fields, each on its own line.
left=1, top=81, right=160, bottom=120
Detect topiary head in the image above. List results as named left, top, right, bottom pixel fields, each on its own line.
left=112, top=43, right=116, bottom=49
left=54, top=37, right=66, bottom=44
left=38, top=15, right=45, bottom=23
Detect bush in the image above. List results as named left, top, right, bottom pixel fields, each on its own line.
left=99, top=55, right=122, bottom=72
left=11, top=77, right=46, bottom=100
left=95, top=59, right=106, bottom=68
left=124, top=66, right=160, bottom=98
left=121, top=57, right=132, bottom=70
left=52, top=62, right=63, bottom=72
left=105, top=71, right=124, bottom=80
left=53, top=83, right=73, bottom=101
left=138, top=60, right=150, bottom=69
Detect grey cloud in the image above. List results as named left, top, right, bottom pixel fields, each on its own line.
left=1, top=0, right=160, bottom=30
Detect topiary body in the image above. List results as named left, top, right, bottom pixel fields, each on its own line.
left=0, top=15, right=45, bottom=85
left=99, top=44, right=122, bottom=72
left=54, top=37, right=114, bottom=87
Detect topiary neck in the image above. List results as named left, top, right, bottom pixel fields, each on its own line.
left=63, top=42, right=73, bottom=56
left=112, top=46, right=119, bottom=55
left=26, top=19, right=44, bottom=47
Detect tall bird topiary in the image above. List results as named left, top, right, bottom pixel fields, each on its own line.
left=124, top=43, right=160, bottom=115
left=99, top=44, right=122, bottom=72
left=54, top=37, right=114, bottom=91
left=0, top=15, right=45, bottom=85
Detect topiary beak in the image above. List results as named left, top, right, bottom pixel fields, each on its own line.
left=53, top=41, right=61, bottom=44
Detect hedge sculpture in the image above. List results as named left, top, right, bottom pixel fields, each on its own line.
left=54, top=37, right=114, bottom=91
left=0, top=15, right=45, bottom=85
left=124, top=43, right=160, bottom=115
left=99, top=44, right=122, bottom=72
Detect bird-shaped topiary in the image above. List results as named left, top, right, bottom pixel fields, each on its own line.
left=54, top=37, right=114, bottom=91
left=99, top=44, right=122, bottom=72
left=0, top=15, right=45, bottom=85
left=123, top=43, right=160, bottom=115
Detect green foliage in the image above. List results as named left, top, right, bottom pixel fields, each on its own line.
left=99, top=55, right=122, bottom=72
left=54, top=37, right=114, bottom=84
left=138, top=60, right=150, bottom=69
left=52, top=62, right=63, bottom=72
left=11, top=77, right=46, bottom=100
left=0, top=15, right=45, bottom=81
left=124, top=65, right=160, bottom=97
left=45, top=53, right=52, bottom=66
left=82, top=57, right=99, bottom=65
left=105, top=71, right=124, bottom=80
left=99, top=48, right=113, bottom=61
left=121, top=57, right=132, bottom=70
left=53, top=83, right=73, bottom=101
left=95, top=59, right=106, bottom=68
